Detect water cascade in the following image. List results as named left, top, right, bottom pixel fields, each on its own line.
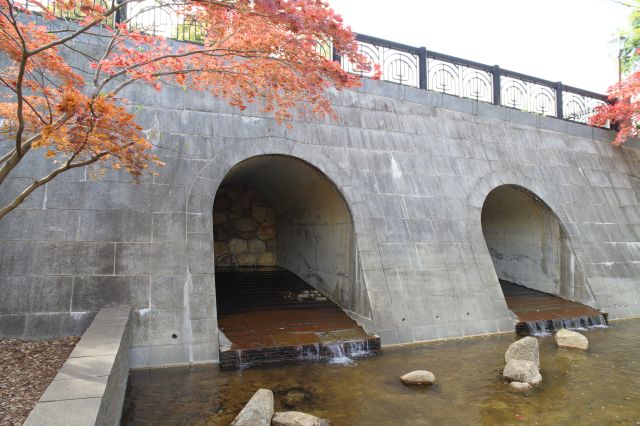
left=223, top=338, right=376, bottom=369
left=522, top=314, right=608, bottom=337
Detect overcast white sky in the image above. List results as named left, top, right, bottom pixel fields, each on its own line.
left=327, top=0, right=630, bottom=93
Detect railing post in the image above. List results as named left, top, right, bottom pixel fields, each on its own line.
left=418, top=47, right=427, bottom=90
left=555, top=81, right=564, bottom=119
left=332, top=47, right=341, bottom=64
left=115, top=0, right=126, bottom=24
left=492, top=65, right=501, bottom=105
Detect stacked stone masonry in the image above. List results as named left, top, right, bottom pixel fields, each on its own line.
left=0, top=24, right=639, bottom=368
left=213, top=185, right=277, bottom=268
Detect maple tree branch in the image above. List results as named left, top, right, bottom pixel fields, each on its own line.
left=110, top=67, right=250, bottom=94
left=0, top=75, right=47, bottom=124
left=0, top=150, right=109, bottom=220
left=27, top=0, right=127, bottom=56
left=0, top=112, right=71, bottom=185
left=94, top=46, right=271, bottom=95
left=0, top=149, right=15, bottom=164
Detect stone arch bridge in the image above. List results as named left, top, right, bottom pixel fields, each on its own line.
left=1, top=75, right=639, bottom=368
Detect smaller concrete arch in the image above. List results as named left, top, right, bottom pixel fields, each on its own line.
left=480, top=184, right=596, bottom=306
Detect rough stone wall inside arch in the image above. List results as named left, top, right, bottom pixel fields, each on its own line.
left=213, top=186, right=277, bottom=268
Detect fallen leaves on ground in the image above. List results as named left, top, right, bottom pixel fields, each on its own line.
left=0, top=337, right=79, bottom=426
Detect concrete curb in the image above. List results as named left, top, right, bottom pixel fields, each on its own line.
left=24, top=307, right=132, bottom=426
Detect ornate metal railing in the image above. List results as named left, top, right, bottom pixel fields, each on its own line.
left=19, top=0, right=609, bottom=126
left=346, top=34, right=608, bottom=125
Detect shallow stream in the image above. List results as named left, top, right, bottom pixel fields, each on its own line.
left=122, top=319, right=640, bottom=425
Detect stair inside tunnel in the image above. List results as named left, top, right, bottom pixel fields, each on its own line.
left=215, top=267, right=380, bottom=369
left=500, top=280, right=608, bottom=336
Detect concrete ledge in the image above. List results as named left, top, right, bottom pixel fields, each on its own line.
left=24, top=307, right=132, bottom=426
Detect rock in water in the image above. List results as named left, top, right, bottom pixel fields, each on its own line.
left=554, top=328, right=589, bottom=351
left=400, top=370, right=436, bottom=386
left=530, top=372, right=543, bottom=386
left=504, top=336, right=539, bottom=367
left=272, top=411, right=330, bottom=426
left=509, top=382, right=532, bottom=392
left=230, top=389, right=274, bottom=426
left=503, top=360, right=540, bottom=384
left=284, top=390, right=306, bottom=407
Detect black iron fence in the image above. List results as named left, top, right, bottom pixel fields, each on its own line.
left=346, top=34, right=608, bottom=125
left=19, top=0, right=608, bottom=126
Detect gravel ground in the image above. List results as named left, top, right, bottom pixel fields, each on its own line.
left=0, top=337, right=79, bottom=426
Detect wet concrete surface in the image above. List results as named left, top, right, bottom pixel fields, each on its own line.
left=500, top=280, right=602, bottom=322
left=216, top=268, right=379, bottom=368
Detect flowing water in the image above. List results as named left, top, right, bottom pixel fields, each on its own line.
left=122, top=319, right=640, bottom=425
left=525, top=315, right=609, bottom=337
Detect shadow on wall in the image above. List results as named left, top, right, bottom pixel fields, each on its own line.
left=211, top=154, right=371, bottom=318
left=481, top=185, right=596, bottom=306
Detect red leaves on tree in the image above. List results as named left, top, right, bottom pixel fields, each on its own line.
left=590, top=70, right=640, bottom=146
left=0, top=0, right=372, bottom=219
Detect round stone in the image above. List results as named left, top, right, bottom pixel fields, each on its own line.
left=214, top=241, right=228, bottom=255
left=400, top=370, right=435, bottom=386
left=233, top=217, right=258, bottom=232
left=248, top=239, right=266, bottom=253
left=236, top=253, right=259, bottom=265
left=228, top=238, right=248, bottom=255
left=257, top=224, right=276, bottom=240
left=257, top=252, right=277, bottom=266
left=554, top=328, right=589, bottom=351
left=252, top=205, right=267, bottom=222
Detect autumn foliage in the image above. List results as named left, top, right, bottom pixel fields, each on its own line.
left=590, top=68, right=640, bottom=146
left=589, top=3, right=640, bottom=146
left=0, top=0, right=371, bottom=219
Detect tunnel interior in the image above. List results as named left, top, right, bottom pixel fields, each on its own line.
left=481, top=185, right=602, bottom=333
left=212, top=155, right=377, bottom=368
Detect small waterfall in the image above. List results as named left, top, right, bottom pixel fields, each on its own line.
left=235, top=350, right=250, bottom=369
left=325, top=342, right=354, bottom=365
left=525, top=320, right=552, bottom=336
left=322, top=340, right=375, bottom=365
left=525, top=314, right=608, bottom=336
left=297, top=343, right=321, bottom=361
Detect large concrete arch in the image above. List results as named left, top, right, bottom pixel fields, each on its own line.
left=182, top=139, right=374, bottom=360
left=210, top=153, right=371, bottom=316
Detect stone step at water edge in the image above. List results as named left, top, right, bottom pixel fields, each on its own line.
left=220, top=337, right=382, bottom=369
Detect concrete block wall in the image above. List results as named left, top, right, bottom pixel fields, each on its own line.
left=1, top=29, right=639, bottom=367
left=24, top=307, right=132, bottom=426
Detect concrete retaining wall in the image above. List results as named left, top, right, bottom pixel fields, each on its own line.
left=1, top=23, right=639, bottom=367
left=24, top=307, right=132, bottom=426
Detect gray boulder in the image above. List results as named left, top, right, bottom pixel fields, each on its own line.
left=231, top=389, right=274, bottom=426
left=504, top=336, right=539, bottom=368
left=400, top=370, right=436, bottom=386
left=272, top=411, right=330, bottom=426
left=554, top=328, right=588, bottom=351
left=503, top=360, right=539, bottom=384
